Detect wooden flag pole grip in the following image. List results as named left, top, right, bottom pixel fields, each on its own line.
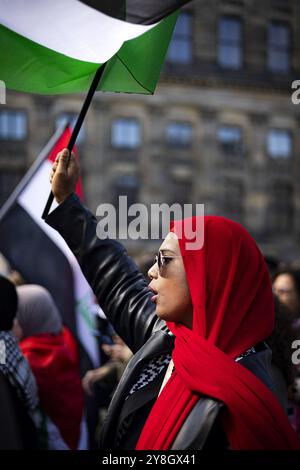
left=41, top=64, right=106, bottom=220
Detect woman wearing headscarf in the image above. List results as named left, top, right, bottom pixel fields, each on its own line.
left=136, top=219, right=299, bottom=449
left=45, top=149, right=300, bottom=449
left=0, top=276, right=39, bottom=449
left=14, top=284, right=84, bottom=450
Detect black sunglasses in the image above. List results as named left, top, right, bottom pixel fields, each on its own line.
left=154, top=251, right=181, bottom=274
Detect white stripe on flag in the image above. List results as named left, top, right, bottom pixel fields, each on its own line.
left=18, top=159, right=100, bottom=367
left=0, top=0, right=158, bottom=63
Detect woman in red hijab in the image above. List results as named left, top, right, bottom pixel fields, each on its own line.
left=13, top=284, right=84, bottom=450
left=136, top=216, right=300, bottom=450
left=48, top=149, right=300, bottom=450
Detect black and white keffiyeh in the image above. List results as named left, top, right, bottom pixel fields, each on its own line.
left=0, top=331, right=39, bottom=422
left=126, top=353, right=172, bottom=399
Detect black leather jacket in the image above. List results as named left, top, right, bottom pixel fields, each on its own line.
left=46, top=193, right=276, bottom=450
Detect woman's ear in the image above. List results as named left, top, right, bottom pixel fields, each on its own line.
left=12, top=318, right=23, bottom=340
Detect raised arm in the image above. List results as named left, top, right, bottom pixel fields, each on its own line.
left=46, top=149, right=166, bottom=353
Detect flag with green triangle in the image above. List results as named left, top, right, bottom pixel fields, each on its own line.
left=0, top=0, right=191, bottom=95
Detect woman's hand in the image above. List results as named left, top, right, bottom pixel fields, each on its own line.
left=102, top=341, right=133, bottom=363
left=50, top=148, right=80, bottom=203
left=82, top=365, right=111, bottom=396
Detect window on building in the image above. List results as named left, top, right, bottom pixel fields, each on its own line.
left=113, top=174, right=139, bottom=208
left=217, top=126, right=243, bottom=156
left=222, top=178, right=244, bottom=222
left=166, top=122, right=193, bottom=147
left=0, top=169, right=24, bottom=207
left=268, top=181, right=293, bottom=233
left=268, top=22, right=291, bottom=73
left=55, top=113, right=85, bottom=144
left=0, top=110, right=27, bottom=141
left=271, top=0, right=293, bottom=14
left=111, top=118, right=141, bottom=150
left=171, top=178, right=192, bottom=207
left=167, top=12, right=193, bottom=64
left=218, top=17, right=242, bottom=69
left=267, top=129, right=292, bottom=159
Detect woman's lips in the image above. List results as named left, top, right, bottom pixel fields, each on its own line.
left=149, top=286, right=158, bottom=303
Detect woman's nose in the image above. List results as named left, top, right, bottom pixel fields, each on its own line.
left=148, top=262, right=158, bottom=280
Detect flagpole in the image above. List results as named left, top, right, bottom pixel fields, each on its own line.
left=41, top=63, right=106, bottom=220
left=0, top=125, right=67, bottom=223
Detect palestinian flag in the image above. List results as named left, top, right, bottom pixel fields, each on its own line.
left=0, top=0, right=191, bottom=95
left=0, top=126, right=99, bottom=367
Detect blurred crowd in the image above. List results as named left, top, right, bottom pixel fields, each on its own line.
left=0, top=251, right=300, bottom=449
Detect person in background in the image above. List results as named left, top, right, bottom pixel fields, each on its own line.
left=82, top=332, right=132, bottom=443
left=273, top=267, right=300, bottom=437
left=13, top=284, right=84, bottom=450
left=102, top=336, right=133, bottom=364
left=0, top=275, right=38, bottom=449
left=273, top=268, right=300, bottom=318
left=267, top=298, right=296, bottom=412
left=83, top=335, right=132, bottom=397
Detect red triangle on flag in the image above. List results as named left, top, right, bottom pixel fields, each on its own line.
left=47, top=126, right=83, bottom=201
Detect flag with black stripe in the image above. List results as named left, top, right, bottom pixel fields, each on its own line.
left=0, top=126, right=99, bottom=367
left=0, top=0, right=192, bottom=95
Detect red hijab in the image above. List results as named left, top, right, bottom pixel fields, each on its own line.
left=136, top=216, right=300, bottom=449
left=20, top=327, right=83, bottom=450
